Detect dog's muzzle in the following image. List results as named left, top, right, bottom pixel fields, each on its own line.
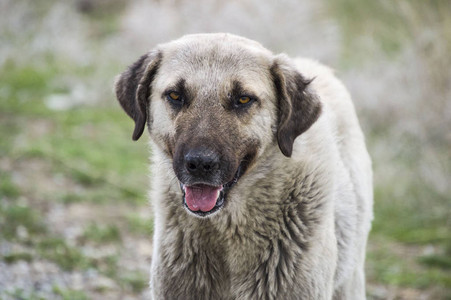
left=179, top=160, right=247, bottom=217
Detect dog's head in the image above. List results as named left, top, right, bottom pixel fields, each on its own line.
left=115, top=33, right=321, bottom=217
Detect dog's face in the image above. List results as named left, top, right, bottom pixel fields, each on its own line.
left=115, top=34, right=321, bottom=217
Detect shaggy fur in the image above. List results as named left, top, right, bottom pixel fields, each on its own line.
left=115, top=33, right=373, bottom=300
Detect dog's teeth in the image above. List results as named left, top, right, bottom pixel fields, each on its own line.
left=216, top=192, right=224, bottom=206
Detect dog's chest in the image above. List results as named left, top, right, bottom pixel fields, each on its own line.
left=156, top=210, right=307, bottom=300
left=155, top=219, right=232, bottom=299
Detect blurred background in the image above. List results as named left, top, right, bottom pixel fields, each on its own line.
left=0, top=0, right=450, bottom=299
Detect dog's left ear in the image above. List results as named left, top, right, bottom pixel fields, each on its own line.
left=271, top=55, right=322, bottom=157
left=114, top=51, right=162, bottom=141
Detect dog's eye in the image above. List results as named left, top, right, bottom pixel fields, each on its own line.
left=236, top=96, right=254, bottom=106
left=167, top=92, right=181, bottom=101
left=238, top=96, right=251, bottom=104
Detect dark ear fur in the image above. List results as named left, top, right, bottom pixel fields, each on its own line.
left=114, top=51, right=162, bottom=140
left=271, top=56, right=322, bottom=157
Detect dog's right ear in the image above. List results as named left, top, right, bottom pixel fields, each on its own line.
left=114, top=51, right=162, bottom=141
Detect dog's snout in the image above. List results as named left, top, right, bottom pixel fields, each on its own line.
left=184, top=150, right=220, bottom=177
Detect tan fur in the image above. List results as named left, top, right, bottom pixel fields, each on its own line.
left=115, top=33, right=373, bottom=299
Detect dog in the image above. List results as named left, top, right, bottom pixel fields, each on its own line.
left=115, top=33, right=373, bottom=299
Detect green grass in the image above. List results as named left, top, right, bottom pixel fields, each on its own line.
left=4, top=289, right=46, bottom=300
left=367, top=150, right=451, bottom=290
left=37, top=238, right=89, bottom=271
left=326, top=0, right=451, bottom=67
left=372, top=183, right=450, bottom=245
left=79, top=0, right=125, bottom=39
left=119, top=271, right=148, bottom=293
left=82, top=223, right=122, bottom=244
left=0, top=118, right=19, bottom=156
left=94, top=254, right=120, bottom=279
left=0, top=204, right=47, bottom=240
left=0, top=63, right=149, bottom=206
left=327, top=0, right=409, bottom=53
left=419, top=254, right=451, bottom=270
left=3, top=252, right=33, bottom=264
left=52, top=286, right=89, bottom=300
left=15, top=106, right=149, bottom=183
left=127, top=213, right=154, bottom=236
left=367, top=236, right=451, bottom=290
left=0, top=173, right=20, bottom=199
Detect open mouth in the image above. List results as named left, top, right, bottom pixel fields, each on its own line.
left=180, top=161, right=246, bottom=217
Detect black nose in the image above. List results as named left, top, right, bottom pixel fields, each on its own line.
left=184, top=149, right=220, bottom=177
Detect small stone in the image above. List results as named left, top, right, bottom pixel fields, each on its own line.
left=16, top=225, right=29, bottom=240
left=90, top=276, right=117, bottom=292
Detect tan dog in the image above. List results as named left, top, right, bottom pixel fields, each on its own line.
left=115, top=33, right=373, bottom=299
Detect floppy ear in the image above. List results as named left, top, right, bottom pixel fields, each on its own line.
left=114, top=51, right=162, bottom=140
left=271, top=55, right=322, bottom=157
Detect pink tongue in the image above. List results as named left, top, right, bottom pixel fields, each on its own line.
left=184, top=185, right=221, bottom=212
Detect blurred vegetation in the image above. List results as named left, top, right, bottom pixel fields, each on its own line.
left=327, top=0, right=451, bottom=66
left=327, top=0, right=451, bottom=298
left=0, top=0, right=450, bottom=299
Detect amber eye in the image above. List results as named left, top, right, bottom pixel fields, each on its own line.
left=238, top=96, right=251, bottom=104
left=168, top=92, right=181, bottom=101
